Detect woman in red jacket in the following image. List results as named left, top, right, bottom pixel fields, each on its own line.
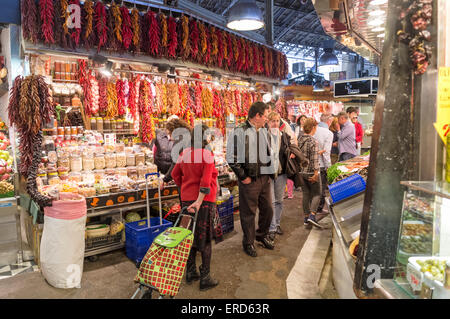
left=171, top=124, right=223, bottom=291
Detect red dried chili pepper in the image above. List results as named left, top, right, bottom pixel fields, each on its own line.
left=22, top=0, right=39, bottom=44
left=167, top=16, right=178, bottom=58
left=190, top=19, right=199, bottom=61
left=121, top=6, right=133, bottom=50
left=216, top=28, right=224, bottom=68
left=94, top=1, right=108, bottom=52
left=39, top=0, right=55, bottom=44
left=146, top=10, right=160, bottom=56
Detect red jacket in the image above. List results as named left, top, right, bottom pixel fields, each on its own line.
left=171, top=147, right=218, bottom=203
left=354, top=121, right=363, bottom=143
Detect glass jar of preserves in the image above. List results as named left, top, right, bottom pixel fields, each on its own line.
left=126, top=153, right=135, bottom=166
left=57, top=127, right=64, bottom=135
left=111, top=119, right=117, bottom=132
left=77, top=126, right=84, bottom=135
left=116, top=153, right=126, bottom=167
left=103, top=118, right=111, bottom=132
left=90, top=117, right=97, bottom=131
left=105, top=153, right=116, bottom=168
left=71, top=126, right=77, bottom=135
left=127, top=166, right=138, bottom=181
left=64, top=126, right=71, bottom=136
left=94, top=153, right=106, bottom=169
left=116, top=119, right=123, bottom=131
left=82, top=155, right=95, bottom=171
left=57, top=155, right=70, bottom=169
left=135, top=153, right=145, bottom=166
left=70, top=155, right=83, bottom=172
left=96, top=117, right=103, bottom=133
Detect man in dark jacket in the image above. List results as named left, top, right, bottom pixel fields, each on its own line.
left=226, top=102, right=275, bottom=257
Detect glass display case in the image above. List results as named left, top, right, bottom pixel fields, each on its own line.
left=394, top=181, right=450, bottom=299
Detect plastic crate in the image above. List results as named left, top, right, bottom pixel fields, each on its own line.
left=328, top=174, right=366, bottom=204
left=125, top=217, right=173, bottom=263
left=85, top=230, right=123, bottom=250
left=217, top=196, right=234, bottom=234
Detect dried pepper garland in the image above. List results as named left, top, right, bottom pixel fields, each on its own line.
left=201, top=86, right=213, bottom=118
left=146, top=10, right=160, bottom=56
left=107, top=3, right=120, bottom=51
left=107, top=82, right=118, bottom=117
left=116, top=79, right=126, bottom=116
left=128, top=75, right=139, bottom=120
left=111, top=2, right=122, bottom=44
left=83, top=0, right=95, bottom=50
left=131, top=8, right=141, bottom=52
left=22, top=0, right=39, bottom=44
left=39, top=0, right=55, bottom=44
left=167, top=82, right=180, bottom=115
left=210, top=26, right=218, bottom=64
left=216, top=28, right=224, bottom=68
left=121, top=6, right=133, bottom=50
left=190, top=19, right=199, bottom=61
left=69, top=0, right=82, bottom=46
left=98, top=78, right=108, bottom=112
left=95, top=0, right=108, bottom=52
left=198, top=22, right=207, bottom=59
left=160, top=13, right=168, bottom=57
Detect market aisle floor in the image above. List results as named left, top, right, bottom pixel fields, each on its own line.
left=0, top=190, right=335, bottom=299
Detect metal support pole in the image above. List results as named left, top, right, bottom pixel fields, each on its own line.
left=265, top=0, right=273, bottom=46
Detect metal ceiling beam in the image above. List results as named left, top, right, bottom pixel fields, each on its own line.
left=274, top=10, right=316, bottom=42
left=266, top=0, right=274, bottom=46
left=222, top=0, right=238, bottom=15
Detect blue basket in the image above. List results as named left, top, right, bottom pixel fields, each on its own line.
left=328, top=174, right=366, bottom=204
left=125, top=217, right=173, bottom=263
left=218, top=196, right=234, bottom=234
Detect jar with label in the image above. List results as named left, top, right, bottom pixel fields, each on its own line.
left=116, top=119, right=124, bottom=132
left=57, top=127, right=64, bottom=135
left=96, top=118, right=103, bottom=133
left=94, top=153, right=106, bottom=169
left=71, top=94, right=81, bottom=107
left=90, top=118, right=97, bottom=131
left=137, top=165, right=147, bottom=180
left=103, top=118, right=111, bottom=132
left=116, top=153, right=126, bottom=167
left=111, top=119, right=117, bottom=132
left=71, top=126, right=78, bottom=136
left=77, top=126, right=84, bottom=135
left=64, top=126, right=71, bottom=136
left=93, top=169, right=105, bottom=183
left=126, top=153, right=136, bottom=166
left=127, top=166, right=138, bottom=181
left=70, top=155, right=83, bottom=172
left=82, top=155, right=95, bottom=171
left=135, top=153, right=145, bottom=166
left=105, top=153, right=116, bottom=168
left=38, top=169, right=48, bottom=185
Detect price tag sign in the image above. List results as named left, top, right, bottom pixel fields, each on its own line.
left=434, top=67, right=450, bottom=145
left=104, top=133, right=116, bottom=146
left=407, top=262, right=423, bottom=291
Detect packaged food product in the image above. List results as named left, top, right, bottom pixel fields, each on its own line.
left=82, top=156, right=95, bottom=171
left=57, top=127, right=64, bottom=135
left=70, top=155, right=83, bottom=172
left=105, top=153, right=116, bottom=168
left=64, top=126, right=71, bottom=136
left=90, top=118, right=97, bottom=131
left=59, top=171, right=69, bottom=181
left=96, top=117, right=103, bottom=132
left=116, top=152, right=126, bottom=167
left=135, top=153, right=145, bottom=166
left=48, top=173, right=60, bottom=185
left=137, top=165, right=147, bottom=180
left=116, top=119, right=123, bottom=131
left=68, top=172, right=82, bottom=183
left=127, top=166, right=138, bottom=181
left=126, top=153, right=135, bottom=166
left=93, top=169, right=105, bottom=183
left=117, top=167, right=128, bottom=176
left=115, top=143, right=125, bottom=153
left=77, top=126, right=84, bottom=135
left=71, top=126, right=78, bottom=135
left=105, top=168, right=116, bottom=176
left=111, top=119, right=117, bottom=132
left=103, top=119, right=111, bottom=132
left=79, top=187, right=96, bottom=197
left=94, top=153, right=106, bottom=169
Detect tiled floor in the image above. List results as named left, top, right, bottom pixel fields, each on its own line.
left=0, top=261, right=39, bottom=280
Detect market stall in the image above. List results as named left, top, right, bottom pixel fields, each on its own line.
left=13, top=0, right=288, bottom=264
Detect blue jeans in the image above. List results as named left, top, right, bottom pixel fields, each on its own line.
left=269, top=174, right=288, bottom=232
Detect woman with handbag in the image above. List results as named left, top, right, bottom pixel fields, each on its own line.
left=297, top=118, right=322, bottom=229
left=171, top=124, right=223, bottom=291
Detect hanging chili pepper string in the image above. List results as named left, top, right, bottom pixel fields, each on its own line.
left=39, top=0, right=55, bottom=44
left=167, top=16, right=178, bottom=58
left=121, top=5, right=132, bottom=50
left=147, top=10, right=160, bottom=56
left=131, top=8, right=140, bottom=52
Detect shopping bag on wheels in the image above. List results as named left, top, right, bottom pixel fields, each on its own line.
left=134, top=226, right=193, bottom=297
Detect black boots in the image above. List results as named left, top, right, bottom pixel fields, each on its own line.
left=199, top=265, right=219, bottom=291
left=186, top=261, right=200, bottom=284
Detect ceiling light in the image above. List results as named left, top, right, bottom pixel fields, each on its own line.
left=372, top=26, right=384, bottom=32
left=368, top=19, right=384, bottom=26
left=369, top=10, right=384, bottom=17
left=100, top=60, right=113, bottom=77
left=318, top=40, right=339, bottom=66
left=227, top=0, right=264, bottom=31
left=370, top=0, right=387, bottom=5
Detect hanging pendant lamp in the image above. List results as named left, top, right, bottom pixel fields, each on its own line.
left=227, top=0, right=265, bottom=31
left=318, top=40, right=339, bottom=66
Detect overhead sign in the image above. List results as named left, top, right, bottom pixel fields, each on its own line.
left=333, top=78, right=378, bottom=97
left=434, top=67, right=450, bottom=145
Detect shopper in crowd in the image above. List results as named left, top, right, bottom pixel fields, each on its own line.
left=350, top=111, right=364, bottom=155
left=152, top=115, right=179, bottom=176
left=161, top=118, right=191, bottom=188
left=226, top=102, right=275, bottom=257
left=266, top=112, right=304, bottom=241
left=314, top=114, right=333, bottom=214
left=298, top=118, right=322, bottom=228
left=288, top=114, right=297, bottom=133
left=295, top=115, right=307, bottom=139
left=171, top=123, right=223, bottom=291
left=329, top=117, right=340, bottom=165
left=337, top=111, right=357, bottom=161
left=281, top=116, right=298, bottom=200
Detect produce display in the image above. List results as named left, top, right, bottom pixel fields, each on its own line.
left=400, top=233, right=432, bottom=254
left=327, top=155, right=370, bottom=184
left=403, top=193, right=433, bottom=221
left=415, top=259, right=447, bottom=283
left=402, top=223, right=432, bottom=237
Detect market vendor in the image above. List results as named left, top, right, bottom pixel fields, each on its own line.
left=152, top=115, right=179, bottom=175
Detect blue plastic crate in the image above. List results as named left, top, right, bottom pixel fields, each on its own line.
left=218, top=196, right=234, bottom=234
left=125, top=217, right=173, bottom=263
left=328, top=174, right=366, bottom=204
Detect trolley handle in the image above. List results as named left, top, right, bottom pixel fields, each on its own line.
left=145, top=172, right=163, bottom=226
left=175, top=206, right=199, bottom=235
